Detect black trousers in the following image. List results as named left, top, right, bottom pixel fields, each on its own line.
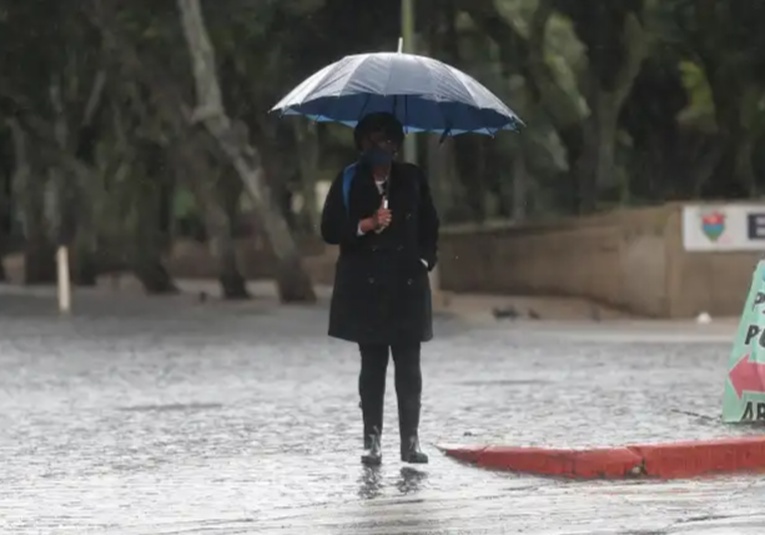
left=358, top=342, right=422, bottom=443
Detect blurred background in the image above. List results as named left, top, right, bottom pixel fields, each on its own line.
left=0, top=0, right=762, bottom=310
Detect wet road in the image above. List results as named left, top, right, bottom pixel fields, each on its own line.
left=1, top=290, right=764, bottom=534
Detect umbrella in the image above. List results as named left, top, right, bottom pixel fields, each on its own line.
left=270, top=51, right=523, bottom=137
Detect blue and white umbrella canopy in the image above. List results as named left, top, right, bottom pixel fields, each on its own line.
left=271, top=52, right=523, bottom=136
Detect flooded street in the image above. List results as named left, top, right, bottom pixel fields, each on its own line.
left=1, top=290, right=764, bottom=534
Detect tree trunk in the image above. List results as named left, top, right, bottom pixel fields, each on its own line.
left=177, top=0, right=315, bottom=303
left=214, top=168, right=252, bottom=298
left=71, top=237, right=99, bottom=286
left=512, top=150, right=528, bottom=221
left=24, top=235, right=56, bottom=285
left=6, top=119, right=56, bottom=285
left=218, top=168, right=243, bottom=231
left=132, top=147, right=178, bottom=295
left=48, top=77, right=98, bottom=286
left=21, top=175, right=56, bottom=286
left=203, top=196, right=248, bottom=300
left=426, top=136, right=454, bottom=216
left=735, top=136, right=757, bottom=197
left=174, top=138, right=249, bottom=300
left=453, top=135, right=487, bottom=221
left=699, top=76, right=757, bottom=198
left=133, top=256, right=177, bottom=294
left=704, top=133, right=752, bottom=198
left=71, top=71, right=108, bottom=286
left=560, top=17, right=644, bottom=211
left=294, top=122, right=320, bottom=234
left=0, top=153, right=10, bottom=282
left=592, top=91, right=620, bottom=201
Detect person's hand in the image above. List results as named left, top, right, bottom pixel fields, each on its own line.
left=374, top=201, right=392, bottom=229
left=360, top=201, right=392, bottom=233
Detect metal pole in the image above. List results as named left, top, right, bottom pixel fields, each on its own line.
left=400, top=0, right=445, bottom=307
left=400, top=0, right=417, bottom=165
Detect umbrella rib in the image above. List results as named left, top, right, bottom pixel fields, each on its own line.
left=328, top=56, right=378, bottom=123
left=291, top=55, right=364, bottom=110
left=333, top=55, right=371, bottom=98
left=418, top=54, right=442, bottom=133
left=450, top=67, right=483, bottom=109
left=452, top=68, right=520, bottom=131
left=276, top=60, right=345, bottom=109
left=381, top=54, right=398, bottom=97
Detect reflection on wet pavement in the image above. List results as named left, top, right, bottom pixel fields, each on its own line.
left=1, top=292, right=764, bottom=534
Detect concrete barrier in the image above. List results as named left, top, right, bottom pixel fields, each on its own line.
left=438, top=203, right=760, bottom=318
left=7, top=203, right=749, bottom=318
left=161, top=203, right=758, bottom=318
left=162, top=236, right=336, bottom=285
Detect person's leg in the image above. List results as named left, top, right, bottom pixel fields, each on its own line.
left=358, top=343, right=389, bottom=465
left=391, top=341, right=428, bottom=463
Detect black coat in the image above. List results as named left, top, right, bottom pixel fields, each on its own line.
left=321, top=161, right=440, bottom=345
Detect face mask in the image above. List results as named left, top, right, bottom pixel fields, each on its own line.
left=362, top=146, right=393, bottom=167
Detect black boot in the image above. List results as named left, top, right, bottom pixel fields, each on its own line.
left=361, top=426, right=382, bottom=466
left=399, top=398, right=428, bottom=464
left=401, top=434, right=428, bottom=464
left=358, top=344, right=388, bottom=466
left=360, top=394, right=384, bottom=465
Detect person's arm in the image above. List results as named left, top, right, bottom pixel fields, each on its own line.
left=417, top=168, right=440, bottom=271
left=320, top=171, right=377, bottom=246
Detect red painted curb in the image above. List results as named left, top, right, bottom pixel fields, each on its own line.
left=476, top=446, right=643, bottom=479
left=631, top=436, right=765, bottom=479
left=439, top=435, right=765, bottom=480
left=437, top=444, right=486, bottom=464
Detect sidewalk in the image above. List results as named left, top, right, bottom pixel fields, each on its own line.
left=0, top=276, right=740, bottom=334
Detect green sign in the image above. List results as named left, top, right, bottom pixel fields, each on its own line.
left=723, top=260, right=765, bottom=422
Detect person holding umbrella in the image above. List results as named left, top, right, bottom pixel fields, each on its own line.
left=320, top=112, right=439, bottom=465
left=271, top=48, right=522, bottom=465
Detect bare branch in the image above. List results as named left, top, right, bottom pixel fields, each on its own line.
left=176, top=0, right=316, bottom=302
left=613, top=13, right=648, bottom=110
left=21, top=114, right=97, bottom=187
left=49, top=77, right=69, bottom=149
left=6, top=118, right=31, bottom=185
left=527, top=0, right=585, bottom=130
left=6, top=118, right=34, bottom=234
left=459, top=0, right=585, bottom=131
left=82, top=70, right=107, bottom=127
left=176, top=0, right=225, bottom=119
left=84, top=0, right=189, bottom=132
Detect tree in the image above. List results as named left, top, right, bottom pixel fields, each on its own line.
left=459, top=0, right=647, bottom=213
left=176, top=0, right=316, bottom=302
left=657, top=0, right=765, bottom=198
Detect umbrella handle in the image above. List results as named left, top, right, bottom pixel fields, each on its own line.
left=374, top=197, right=389, bottom=234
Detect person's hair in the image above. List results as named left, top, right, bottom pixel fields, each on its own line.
left=353, top=112, right=405, bottom=151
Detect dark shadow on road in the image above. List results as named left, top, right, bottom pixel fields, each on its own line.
left=397, top=466, right=427, bottom=495
left=357, top=466, right=383, bottom=500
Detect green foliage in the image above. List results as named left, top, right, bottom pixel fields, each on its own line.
left=4, top=0, right=765, bottom=251
left=676, top=60, right=715, bottom=130
left=552, top=0, right=643, bottom=90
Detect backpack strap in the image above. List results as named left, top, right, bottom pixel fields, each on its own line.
left=341, top=162, right=359, bottom=212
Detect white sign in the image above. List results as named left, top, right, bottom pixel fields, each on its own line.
left=683, top=204, right=765, bottom=251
